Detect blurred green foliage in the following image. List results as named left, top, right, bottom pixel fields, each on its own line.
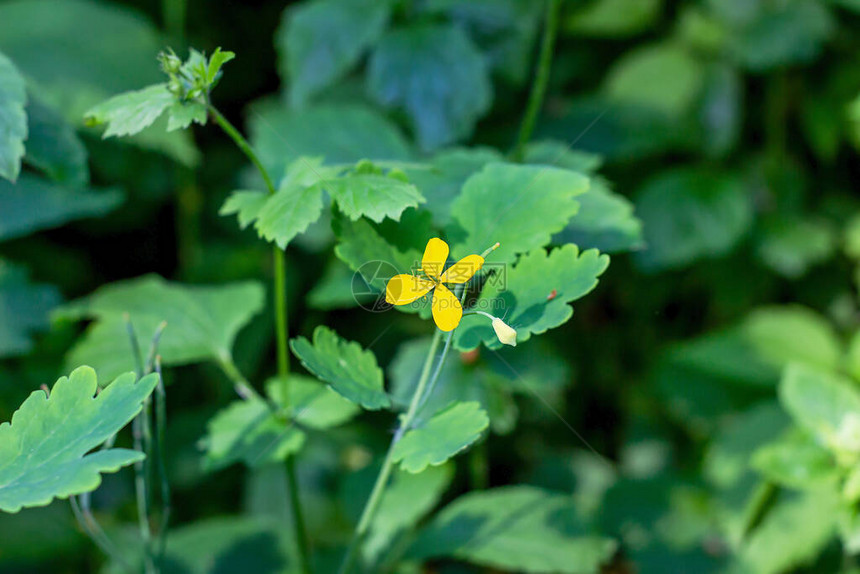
left=2, top=0, right=860, bottom=572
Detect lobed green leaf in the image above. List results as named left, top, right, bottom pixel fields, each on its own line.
left=455, top=244, right=610, bottom=351
left=392, top=402, right=489, bottom=473
left=450, top=162, right=589, bottom=264
left=289, top=326, right=389, bottom=410
left=0, top=366, right=157, bottom=513
left=84, top=84, right=173, bottom=138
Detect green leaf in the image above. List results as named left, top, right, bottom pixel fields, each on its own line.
left=455, top=245, right=610, bottom=351
left=523, top=140, right=603, bottom=174
left=0, top=0, right=197, bottom=166
left=751, top=430, right=838, bottom=489
left=716, top=0, right=834, bottom=71
left=423, top=0, right=542, bottom=85
left=23, top=96, right=89, bottom=188
left=279, top=0, right=391, bottom=105
left=202, top=396, right=305, bottom=471
left=604, top=43, right=704, bottom=118
left=333, top=214, right=420, bottom=293
left=105, top=517, right=294, bottom=574
left=779, top=363, right=860, bottom=456
left=367, top=23, right=492, bottom=150
left=450, top=162, right=590, bottom=264
left=0, top=51, right=27, bottom=182
left=307, top=259, right=362, bottom=311
left=409, top=486, right=617, bottom=573
left=248, top=102, right=411, bottom=178
left=166, top=100, right=207, bottom=132
left=84, top=84, right=173, bottom=138
left=0, top=260, right=61, bottom=358
left=326, top=171, right=424, bottom=223
left=736, top=488, right=838, bottom=574
left=666, top=306, right=841, bottom=390
left=703, top=402, right=789, bottom=490
left=58, top=275, right=265, bottom=382
left=566, top=0, right=663, bottom=37
left=634, top=167, right=753, bottom=271
left=741, top=306, right=842, bottom=373
left=554, top=177, right=644, bottom=253
left=205, top=47, right=235, bottom=87
left=0, top=174, right=123, bottom=241
left=289, top=326, right=389, bottom=410
left=235, top=159, right=424, bottom=244
left=0, top=0, right=163, bottom=112
left=392, top=402, right=489, bottom=473
left=254, top=158, right=330, bottom=249
left=0, top=366, right=157, bottom=513
left=403, top=147, right=504, bottom=226
left=266, top=375, right=360, bottom=429
left=755, top=215, right=836, bottom=278
left=365, top=464, right=454, bottom=559
left=219, top=190, right=268, bottom=230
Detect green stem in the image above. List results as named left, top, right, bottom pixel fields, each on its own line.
left=153, top=356, right=171, bottom=563
left=511, top=0, right=561, bottom=162
left=208, top=104, right=310, bottom=574
left=274, top=251, right=291, bottom=379
left=124, top=316, right=156, bottom=574
left=208, top=106, right=277, bottom=195
left=70, top=496, right=134, bottom=574
left=337, top=329, right=445, bottom=574
left=217, top=353, right=263, bottom=402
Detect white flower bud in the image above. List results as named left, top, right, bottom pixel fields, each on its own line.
left=491, top=317, right=517, bottom=347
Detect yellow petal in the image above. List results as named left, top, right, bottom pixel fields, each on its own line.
left=421, top=237, right=449, bottom=280
left=385, top=274, right=434, bottom=305
left=431, top=283, right=462, bottom=332
left=440, top=254, right=484, bottom=284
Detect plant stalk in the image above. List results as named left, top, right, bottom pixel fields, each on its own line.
left=511, top=0, right=561, bottom=162
left=124, top=317, right=156, bottom=574
left=337, top=329, right=445, bottom=574
left=208, top=105, right=310, bottom=574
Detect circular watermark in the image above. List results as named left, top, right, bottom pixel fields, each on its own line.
left=352, top=260, right=399, bottom=313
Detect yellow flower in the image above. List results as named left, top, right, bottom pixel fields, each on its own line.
left=385, top=238, right=484, bottom=332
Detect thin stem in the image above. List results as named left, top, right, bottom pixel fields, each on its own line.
left=208, top=104, right=310, bottom=574
left=415, top=330, right=454, bottom=414
left=124, top=316, right=156, bottom=574
left=217, top=353, right=264, bottom=402
left=337, top=329, right=445, bottom=574
left=511, top=0, right=561, bottom=162
left=70, top=496, right=134, bottom=574
left=208, top=106, right=277, bottom=195
left=274, top=251, right=291, bottom=379
left=154, top=356, right=171, bottom=563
